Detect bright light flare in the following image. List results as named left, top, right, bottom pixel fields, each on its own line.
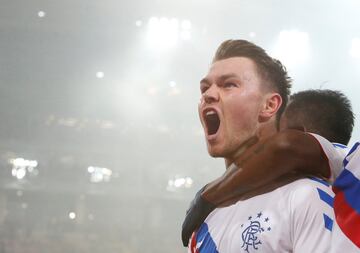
left=69, top=212, right=76, bottom=219
left=96, top=71, right=104, bottom=79
left=272, top=30, right=310, bottom=67
left=168, top=80, right=181, bottom=96
left=147, top=17, right=179, bottom=49
left=87, top=166, right=95, bottom=173
left=38, top=11, right=46, bottom=18
left=11, top=158, right=38, bottom=167
left=146, top=17, right=192, bottom=50
left=12, top=167, right=26, bottom=180
left=87, top=166, right=112, bottom=183
left=167, top=176, right=193, bottom=191
left=10, top=158, right=39, bottom=180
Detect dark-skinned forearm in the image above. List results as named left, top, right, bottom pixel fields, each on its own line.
left=202, top=130, right=329, bottom=206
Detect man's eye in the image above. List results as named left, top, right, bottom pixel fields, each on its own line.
left=200, top=86, right=209, bottom=93
left=224, top=83, right=237, bottom=88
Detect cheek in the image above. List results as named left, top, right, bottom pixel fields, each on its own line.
left=233, top=109, right=258, bottom=128
left=224, top=104, right=258, bottom=138
left=226, top=95, right=262, bottom=124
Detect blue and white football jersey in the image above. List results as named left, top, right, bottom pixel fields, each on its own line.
left=309, top=133, right=350, bottom=182
left=189, top=178, right=335, bottom=253
left=331, top=142, right=360, bottom=250
left=294, top=133, right=359, bottom=252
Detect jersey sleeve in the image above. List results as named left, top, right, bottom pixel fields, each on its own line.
left=290, top=179, right=335, bottom=253
left=332, top=142, right=360, bottom=249
left=308, top=133, right=349, bottom=182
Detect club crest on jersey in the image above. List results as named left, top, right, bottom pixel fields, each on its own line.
left=240, top=211, right=271, bottom=253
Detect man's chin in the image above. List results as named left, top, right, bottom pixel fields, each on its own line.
left=207, top=146, right=239, bottom=161
left=208, top=153, right=221, bottom=158
left=207, top=147, right=225, bottom=158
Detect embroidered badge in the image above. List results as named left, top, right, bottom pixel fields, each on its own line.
left=240, top=212, right=271, bottom=252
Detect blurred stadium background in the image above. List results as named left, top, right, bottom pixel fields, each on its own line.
left=1, top=0, right=360, bottom=252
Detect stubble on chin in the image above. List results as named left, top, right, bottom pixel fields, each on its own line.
left=206, top=147, right=221, bottom=158
left=207, top=145, right=232, bottom=160
left=206, top=143, right=226, bottom=158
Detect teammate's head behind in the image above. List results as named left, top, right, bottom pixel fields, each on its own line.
left=281, top=89, right=354, bottom=145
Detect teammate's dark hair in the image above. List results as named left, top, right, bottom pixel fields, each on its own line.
left=284, top=89, right=354, bottom=145
left=213, top=39, right=292, bottom=127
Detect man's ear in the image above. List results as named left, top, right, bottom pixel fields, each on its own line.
left=259, top=93, right=282, bottom=122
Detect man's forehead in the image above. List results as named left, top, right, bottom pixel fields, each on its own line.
left=209, top=56, right=255, bottom=71
left=203, top=57, right=258, bottom=82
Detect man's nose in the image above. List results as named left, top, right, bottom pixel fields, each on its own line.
left=202, top=85, right=219, bottom=104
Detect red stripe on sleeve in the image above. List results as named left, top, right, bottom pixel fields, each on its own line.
left=334, top=190, right=360, bottom=248
left=190, top=231, right=200, bottom=253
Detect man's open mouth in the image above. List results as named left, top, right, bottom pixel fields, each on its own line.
left=204, top=110, right=220, bottom=135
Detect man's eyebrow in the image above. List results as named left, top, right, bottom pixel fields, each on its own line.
left=200, top=77, right=210, bottom=85
left=219, top=73, right=239, bottom=81
left=200, top=73, right=239, bottom=85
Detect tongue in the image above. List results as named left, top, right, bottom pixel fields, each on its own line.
left=207, top=114, right=220, bottom=135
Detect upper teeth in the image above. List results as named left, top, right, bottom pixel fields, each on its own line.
left=206, top=110, right=216, bottom=116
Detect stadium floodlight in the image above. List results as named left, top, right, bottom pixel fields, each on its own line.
left=10, top=158, right=39, bottom=180
left=271, top=29, right=310, bottom=67
left=87, top=166, right=112, bottom=183
left=96, top=71, right=104, bottom=79
left=69, top=212, right=76, bottom=220
left=146, top=17, right=192, bottom=50
left=167, top=176, right=193, bottom=191
left=38, top=11, right=46, bottom=18
left=147, top=17, right=178, bottom=50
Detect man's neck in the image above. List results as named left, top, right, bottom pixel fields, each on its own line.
left=224, top=120, right=278, bottom=169
left=258, top=119, right=278, bottom=140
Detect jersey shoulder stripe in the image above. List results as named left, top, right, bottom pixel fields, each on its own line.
left=309, top=176, right=330, bottom=187
left=342, top=142, right=360, bottom=182
left=323, top=213, right=334, bottom=231
left=317, top=188, right=334, bottom=208
left=343, top=142, right=360, bottom=169
left=333, top=143, right=348, bottom=149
